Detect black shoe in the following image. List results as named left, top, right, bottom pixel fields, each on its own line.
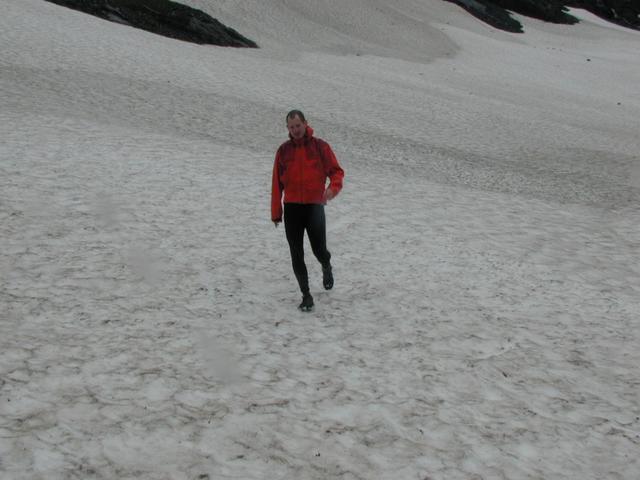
left=299, top=292, right=314, bottom=312
left=322, top=264, right=333, bottom=290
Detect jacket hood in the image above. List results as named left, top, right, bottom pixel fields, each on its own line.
left=290, top=125, right=314, bottom=144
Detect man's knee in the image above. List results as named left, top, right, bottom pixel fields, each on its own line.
left=310, top=243, right=330, bottom=263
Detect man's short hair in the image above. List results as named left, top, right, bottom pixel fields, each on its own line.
left=286, top=110, right=306, bottom=123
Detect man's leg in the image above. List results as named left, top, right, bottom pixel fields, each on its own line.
left=306, top=204, right=333, bottom=289
left=284, top=203, right=309, bottom=294
left=306, top=204, right=331, bottom=266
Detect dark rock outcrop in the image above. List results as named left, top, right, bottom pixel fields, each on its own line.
left=44, top=0, right=258, bottom=47
left=444, top=0, right=640, bottom=33
left=567, top=0, right=640, bottom=30
left=492, top=0, right=580, bottom=24
left=444, top=0, right=526, bottom=32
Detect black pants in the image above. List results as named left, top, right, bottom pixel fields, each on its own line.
left=284, top=203, right=331, bottom=294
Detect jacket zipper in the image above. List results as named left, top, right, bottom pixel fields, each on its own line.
left=299, top=144, right=304, bottom=203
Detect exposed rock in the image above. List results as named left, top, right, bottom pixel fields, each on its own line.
left=445, top=0, right=525, bottom=32
left=566, top=0, right=640, bottom=30
left=491, top=0, right=579, bottom=24
left=444, top=0, right=639, bottom=33
left=44, top=0, right=258, bottom=47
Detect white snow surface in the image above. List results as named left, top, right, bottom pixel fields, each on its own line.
left=1, top=1, right=640, bottom=479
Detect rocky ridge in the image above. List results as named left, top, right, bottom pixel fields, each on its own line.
left=44, top=0, right=258, bottom=47
left=444, top=0, right=640, bottom=33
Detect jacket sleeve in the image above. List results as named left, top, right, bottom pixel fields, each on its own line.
left=320, top=142, right=344, bottom=196
left=271, top=149, right=284, bottom=222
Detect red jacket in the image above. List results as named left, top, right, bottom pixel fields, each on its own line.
left=271, top=126, right=344, bottom=222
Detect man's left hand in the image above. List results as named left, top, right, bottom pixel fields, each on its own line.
left=323, top=189, right=335, bottom=202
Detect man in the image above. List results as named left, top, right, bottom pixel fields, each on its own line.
left=271, top=110, right=345, bottom=311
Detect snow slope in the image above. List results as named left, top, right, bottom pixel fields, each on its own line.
left=1, top=1, right=639, bottom=479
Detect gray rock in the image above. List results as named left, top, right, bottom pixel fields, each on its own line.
left=444, top=0, right=639, bottom=33
left=44, top=0, right=258, bottom=47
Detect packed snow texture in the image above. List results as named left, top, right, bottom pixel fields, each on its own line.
left=1, top=1, right=639, bottom=479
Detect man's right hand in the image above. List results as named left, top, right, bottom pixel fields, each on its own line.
left=273, top=220, right=281, bottom=228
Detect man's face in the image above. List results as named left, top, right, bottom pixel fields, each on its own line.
left=287, top=115, right=307, bottom=140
